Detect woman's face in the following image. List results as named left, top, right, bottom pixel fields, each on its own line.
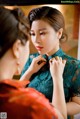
left=30, top=20, right=60, bottom=56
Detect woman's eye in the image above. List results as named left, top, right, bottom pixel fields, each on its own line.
left=40, top=32, right=46, bottom=35
left=30, top=32, right=35, bottom=36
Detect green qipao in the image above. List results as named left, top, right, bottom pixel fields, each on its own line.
left=21, top=48, right=80, bottom=102
left=21, top=48, right=80, bottom=118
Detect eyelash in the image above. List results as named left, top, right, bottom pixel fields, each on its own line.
left=30, top=33, right=35, bottom=36
left=40, top=32, right=46, bottom=35
left=30, top=32, right=46, bottom=36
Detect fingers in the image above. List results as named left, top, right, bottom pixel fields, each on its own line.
left=62, top=59, right=66, bottom=65
left=36, top=56, right=46, bottom=68
left=33, top=55, right=66, bottom=67
left=49, top=57, right=66, bottom=78
left=38, top=61, right=46, bottom=67
left=29, top=55, right=47, bottom=74
left=37, top=60, right=46, bottom=65
left=49, top=56, right=66, bottom=66
left=55, top=56, right=59, bottom=60
left=55, top=56, right=62, bottom=62
left=49, top=58, right=55, bottom=65
left=36, top=55, right=46, bottom=65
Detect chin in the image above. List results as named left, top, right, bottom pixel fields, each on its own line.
left=38, top=51, right=46, bottom=55
left=38, top=52, right=44, bottom=55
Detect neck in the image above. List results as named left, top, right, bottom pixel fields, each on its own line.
left=46, top=46, right=60, bottom=56
left=0, top=56, right=16, bottom=80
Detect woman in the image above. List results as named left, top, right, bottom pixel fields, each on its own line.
left=0, top=7, right=67, bottom=119
left=21, top=6, right=80, bottom=119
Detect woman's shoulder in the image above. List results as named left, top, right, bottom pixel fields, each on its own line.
left=62, top=53, right=80, bottom=79
left=63, top=53, right=80, bottom=83
left=63, top=53, right=80, bottom=67
left=0, top=79, right=29, bottom=91
left=0, top=80, right=58, bottom=119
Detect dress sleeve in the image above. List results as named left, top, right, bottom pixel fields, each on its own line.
left=71, top=62, right=80, bottom=97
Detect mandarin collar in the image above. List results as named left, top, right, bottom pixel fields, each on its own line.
left=43, top=48, right=65, bottom=60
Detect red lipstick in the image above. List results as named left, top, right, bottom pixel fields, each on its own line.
left=36, top=46, right=43, bottom=51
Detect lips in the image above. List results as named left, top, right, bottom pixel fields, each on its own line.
left=36, top=46, right=43, bottom=51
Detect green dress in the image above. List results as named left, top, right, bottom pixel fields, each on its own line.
left=21, top=48, right=80, bottom=119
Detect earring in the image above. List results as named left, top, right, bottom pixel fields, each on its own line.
left=16, top=60, right=20, bottom=75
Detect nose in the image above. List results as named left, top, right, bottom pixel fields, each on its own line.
left=35, top=34, right=41, bottom=43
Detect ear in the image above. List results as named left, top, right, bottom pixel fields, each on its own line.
left=57, top=28, right=63, bottom=39
left=12, top=39, right=22, bottom=59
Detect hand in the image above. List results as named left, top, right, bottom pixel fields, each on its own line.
left=49, top=56, right=66, bottom=81
left=28, top=55, right=46, bottom=74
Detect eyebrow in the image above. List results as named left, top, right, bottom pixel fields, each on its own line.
left=30, top=28, right=47, bottom=32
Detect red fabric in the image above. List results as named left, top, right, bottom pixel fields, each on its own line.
left=0, top=79, right=58, bottom=119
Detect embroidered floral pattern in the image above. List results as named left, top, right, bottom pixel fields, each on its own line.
left=21, top=48, right=80, bottom=102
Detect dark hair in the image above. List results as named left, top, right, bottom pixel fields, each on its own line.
left=0, top=7, right=30, bottom=58
left=28, top=6, right=67, bottom=42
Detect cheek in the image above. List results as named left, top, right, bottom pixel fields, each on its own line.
left=20, top=42, right=30, bottom=71
left=43, top=36, right=52, bottom=48
left=31, top=39, right=35, bottom=46
left=43, top=36, right=56, bottom=50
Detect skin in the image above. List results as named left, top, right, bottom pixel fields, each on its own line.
left=0, top=39, right=29, bottom=79
left=21, top=19, right=80, bottom=116
left=30, top=20, right=63, bottom=56
left=50, top=57, right=67, bottom=119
